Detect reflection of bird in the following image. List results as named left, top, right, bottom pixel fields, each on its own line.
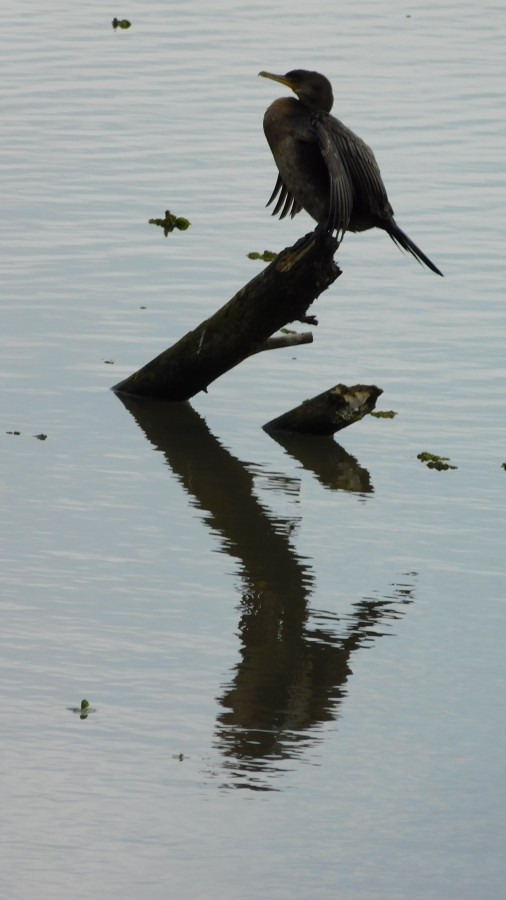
left=259, top=69, right=443, bottom=275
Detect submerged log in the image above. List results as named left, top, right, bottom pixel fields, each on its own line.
left=263, top=384, right=383, bottom=436
left=112, top=232, right=340, bottom=401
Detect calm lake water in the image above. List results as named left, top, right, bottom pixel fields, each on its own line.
left=2, top=1, right=505, bottom=898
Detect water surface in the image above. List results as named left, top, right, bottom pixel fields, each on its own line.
left=2, top=1, right=505, bottom=898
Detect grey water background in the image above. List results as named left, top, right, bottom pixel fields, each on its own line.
left=1, top=0, right=505, bottom=897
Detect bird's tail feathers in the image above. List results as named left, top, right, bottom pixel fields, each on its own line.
left=387, top=221, right=443, bottom=276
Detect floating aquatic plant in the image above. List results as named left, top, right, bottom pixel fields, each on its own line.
left=417, top=451, right=457, bottom=471
left=149, top=210, right=191, bottom=236
left=247, top=250, right=277, bottom=262
left=67, top=698, right=97, bottom=719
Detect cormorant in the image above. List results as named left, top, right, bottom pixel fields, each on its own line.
left=259, top=69, right=443, bottom=276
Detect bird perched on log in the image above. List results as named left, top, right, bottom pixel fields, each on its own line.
left=259, top=69, right=443, bottom=276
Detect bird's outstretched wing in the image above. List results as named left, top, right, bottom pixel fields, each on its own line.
left=311, top=114, right=354, bottom=239
left=316, top=114, right=392, bottom=228
left=266, top=173, right=302, bottom=219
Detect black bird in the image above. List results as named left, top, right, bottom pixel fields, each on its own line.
left=259, top=69, right=443, bottom=276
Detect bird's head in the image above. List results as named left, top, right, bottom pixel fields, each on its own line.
left=259, top=69, right=334, bottom=113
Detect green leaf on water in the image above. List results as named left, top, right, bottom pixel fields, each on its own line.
left=417, top=451, right=457, bottom=471
left=247, top=250, right=277, bottom=262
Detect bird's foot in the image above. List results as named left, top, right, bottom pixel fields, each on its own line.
left=314, top=221, right=329, bottom=246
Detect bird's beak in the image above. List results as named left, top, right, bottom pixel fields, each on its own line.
left=259, top=71, right=297, bottom=91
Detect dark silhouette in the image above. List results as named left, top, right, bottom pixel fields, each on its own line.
left=118, top=397, right=416, bottom=791
left=260, top=69, right=443, bottom=275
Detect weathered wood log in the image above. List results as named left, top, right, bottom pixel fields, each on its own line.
left=263, top=384, right=383, bottom=436
left=112, top=232, right=340, bottom=401
left=251, top=331, right=313, bottom=354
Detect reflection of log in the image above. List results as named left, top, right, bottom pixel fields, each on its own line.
left=263, top=383, right=383, bottom=436
left=268, top=432, right=373, bottom=493
left=117, top=396, right=313, bottom=600
left=112, top=233, right=340, bottom=401
left=117, top=394, right=415, bottom=787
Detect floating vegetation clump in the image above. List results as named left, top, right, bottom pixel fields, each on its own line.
left=7, top=431, right=47, bottom=439
left=149, top=210, right=191, bottom=236
left=67, top=698, right=97, bottom=720
left=417, top=451, right=457, bottom=471
left=370, top=410, right=397, bottom=419
left=247, top=250, right=277, bottom=262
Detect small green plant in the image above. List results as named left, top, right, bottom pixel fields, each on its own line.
left=247, top=250, right=277, bottom=262
left=67, top=698, right=96, bottom=719
left=417, top=451, right=457, bottom=471
left=149, top=210, right=191, bottom=236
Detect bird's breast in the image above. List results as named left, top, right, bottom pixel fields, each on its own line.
left=263, top=98, right=317, bottom=147
left=263, top=98, right=330, bottom=223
